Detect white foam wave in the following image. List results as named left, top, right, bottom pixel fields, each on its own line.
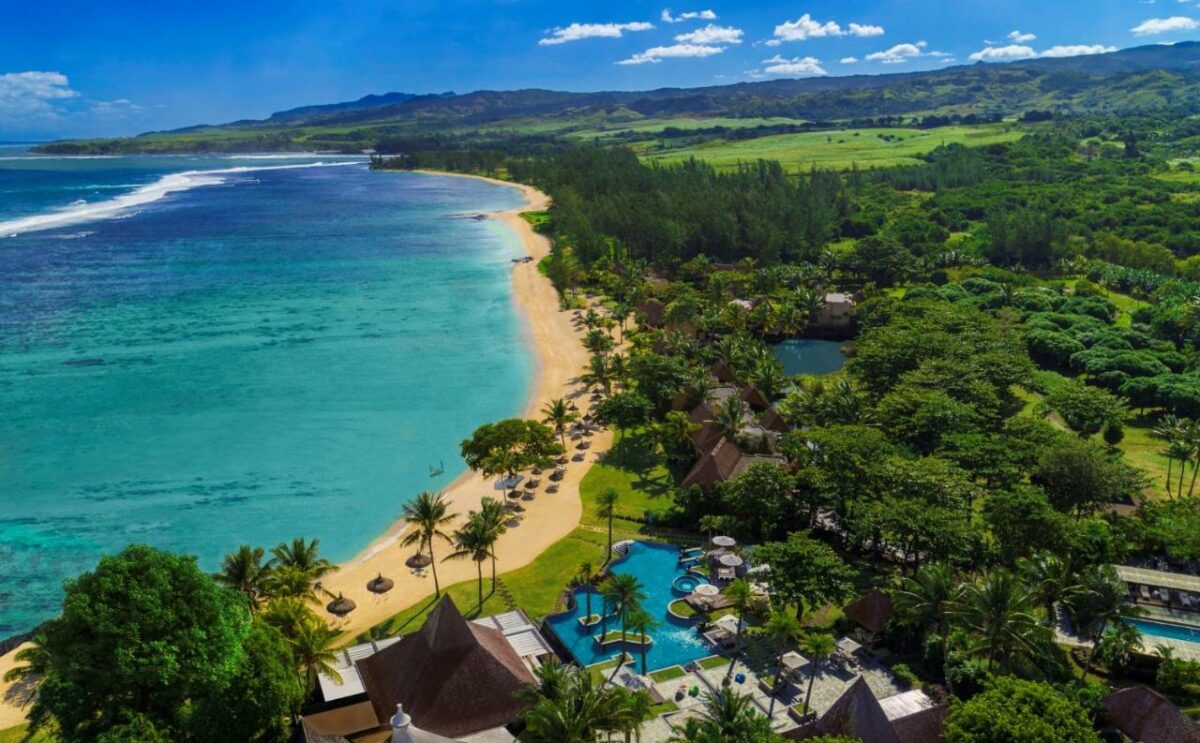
left=0, top=161, right=360, bottom=237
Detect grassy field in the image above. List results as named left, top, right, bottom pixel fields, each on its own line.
left=0, top=725, right=51, bottom=743
left=640, top=124, right=1023, bottom=173
left=578, top=431, right=681, bottom=538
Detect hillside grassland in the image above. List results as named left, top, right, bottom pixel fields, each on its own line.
left=639, top=124, right=1024, bottom=172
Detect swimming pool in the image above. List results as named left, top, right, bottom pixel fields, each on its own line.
left=672, top=573, right=709, bottom=595
left=1131, top=618, right=1200, bottom=645
left=771, top=339, right=847, bottom=376
left=546, top=541, right=714, bottom=672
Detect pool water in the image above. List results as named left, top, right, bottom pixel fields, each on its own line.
left=672, top=574, right=708, bottom=594
left=546, top=542, right=714, bottom=672
left=1131, top=618, right=1200, bottom=645
left=771, top=339, right=847, bottom=376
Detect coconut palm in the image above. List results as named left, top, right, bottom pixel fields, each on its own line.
left=519, top=663, right=633, bottom=743
left=1067, top=564, right=1146, bottom=683
left=602, top=574, right=648, bottom=682
left=583, top=353, right=613, bottom=394
left=542, top=397, right=578, bottom=449
left=576, top=561, right=601, bottom=624
left=655, top=410, right=701, bottom=464
left=264, top=565, right=322, bottom=601
left=620, top=687, right=654, bottom=743
left=595, top=489, right=621, bottom=563
left=669, top=689, right=773, bottom=742
left=269, top=537, right=337, bottom=583
left=444, top=516, right=495, bottom=612
left=476, top=497, right=508, bottom=590
left=1154, top=415, right=1186, bottom=496
left=1018, top=551, right=1079, bottom=618
left=625, top=607, right=659, bottom=676
left=893, top=563, right=961, bottom=644
left=260, top=597, right=313, bottom=641
left=764, top=611, right=803, bottom=718
left=748, top=359, right=786, bottom=404
left=799, top=633, right=837, bottom=718
left=723, top=580, right=755, bottom=682
left=709, top=398, right=748, bottom=441
left=399, top=490, right=456, bottom=597
left=2, top=633, right=48, bottom=707
left=292, top=615, right=342, bottom=697
left=216, top=545, right=271, bottom=610
left=954, top=569, right=1049, bottom=673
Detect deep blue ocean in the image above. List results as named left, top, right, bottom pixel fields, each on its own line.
left=0, top=146, right=532, bottom=636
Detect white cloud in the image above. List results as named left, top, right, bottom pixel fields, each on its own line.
left=1008, top=30, right=1037, bottom=43
left=773, top=14, right=845, bottom=41
left=969, top=44, right=1037, bottom=61
left=618, top=43, right=725, bottom=64
left=849, top=23, right=885, bottom=37
left=866, top=41, right=929, bottom=64
left=675, top=24, right=743, bottom=45
left=0, top=71, right=78, bottom=118
left=661, top=9, right=717, bottom=23
left=539, top=22, right=654, bottom=46
left=1041, top=44, right=1118, bottom=57
left=840, top=56, right=859, bottom=64
left=761, top=55, right=828, bottom=76
left=1131, top=16, right=1200, bottom=35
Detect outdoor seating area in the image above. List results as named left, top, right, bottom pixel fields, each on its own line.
left=1116, top=565, right=1200, bottom=612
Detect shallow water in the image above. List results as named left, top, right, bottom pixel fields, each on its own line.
left=0, top=151, right=532, bottom=635
left=772, top=338, right=848, bottom=376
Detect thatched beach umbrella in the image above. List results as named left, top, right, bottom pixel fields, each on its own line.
left=718, top=554, right=744, bottom=568
left=327, top=592, right=357, bottom=617
left=367, top=573, right=395, bottom=594
left=406, top=552, right=433, bottom=569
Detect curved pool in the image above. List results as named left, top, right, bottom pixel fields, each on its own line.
left=546, top=542, right=714, bottom=672
left=672, top=573, right=709, bottom=595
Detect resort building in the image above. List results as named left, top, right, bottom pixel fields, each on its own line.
left=1112, top=564, right=1200, bottom=659
left=789, top=677, right=948, bottom=742
left=301, top=597, right=554, bottom=742
left=680, top=437, right=787, bottom=490
left=807, top=292, right=858, bottom=338
left=1103, top=685, right=1200, bottom=743
left=843, top=590, right=895, bottom=644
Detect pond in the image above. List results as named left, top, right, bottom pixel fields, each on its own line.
left=771, top=339, right=848, bottom=376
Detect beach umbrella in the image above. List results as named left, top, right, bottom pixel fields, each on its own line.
left=719, top=554, right=744, bottom=568
left=405, top=552, right=433, bottom=569
left=327, top=593, right=357, bottom=617
left=693, top=583, right=720, bottom=597
left=367, top=574, right=394, bottom=594
left=711, top=535, right=737, bottom=548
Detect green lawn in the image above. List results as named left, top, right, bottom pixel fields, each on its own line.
left=0, top=725, right=51, bottom=743
left=649, top=665, right=686, bottom=683
left=640, top=124, right=1023, bottom=173
left=698, top=655, right=730, bottom=670
left=579, top=431, right=681, bottom=539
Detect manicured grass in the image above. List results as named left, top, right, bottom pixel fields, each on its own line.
left=597, top=630, right=653, bottom=646
left=650, top=665, right=686, bottom=683
left=580, top=430, right=679, bottom=539
left=1117, top=414, right=1175, bottom=500
left=650, top=699, right=680, bottom=715
left=641, top=124, right=1023, bottom=173
left=355, top=528, right=610, bottom=642
left=0, top=725, right=52, bottom=743
left=668, top=599, right=698, bottom=618
left=698, top=655, right=730, bottom=670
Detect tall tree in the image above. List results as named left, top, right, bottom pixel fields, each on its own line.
left=723, top=580, right=756, bottom=683
left=595, top=489, right=621, bottom=563
left=601, top=574, right=648, bottom=682
left=542, top=397, right=579, bottom=450
left=764, top=612, right=803, bottom=718
left=444, top=517, right=495, bottom=611
left=216, top=545, right=271, bottom=611
left=799, top=633, right=837, bottom=718
left=399, top=491, right=456, bottom=597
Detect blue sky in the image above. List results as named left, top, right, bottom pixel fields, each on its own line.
left=2, top=0, right=1198, bottom=139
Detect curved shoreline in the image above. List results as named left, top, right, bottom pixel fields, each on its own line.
left=0, top=171, right=605, bottom=730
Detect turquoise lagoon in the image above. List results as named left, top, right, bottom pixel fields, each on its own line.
left=0, top=151, right=532, bottom=635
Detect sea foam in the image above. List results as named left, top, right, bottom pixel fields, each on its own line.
left=0, top=161, right=359, bottom=237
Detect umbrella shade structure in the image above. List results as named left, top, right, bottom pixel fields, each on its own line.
left=327, top=593, right=357, bottom=617
left=711, top=535, right=737, bottom=548
left=692, top=583, right=720, bottom=597
left=367, top=574, right=395, bottom=594
left=718, top=554, right=744, bottom=568
left=781, top=651, right=810, bottom=674
left=405, top=552, right=433, bottom=569
left=837, top=636, right=863, bottom=655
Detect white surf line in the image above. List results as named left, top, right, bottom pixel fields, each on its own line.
left=0, top=161, right=362, bottom=238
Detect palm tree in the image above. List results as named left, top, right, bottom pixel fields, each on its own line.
left=444, top=516, right=495, bottom=612
left=1067, top=564, right=1146, bottom=683
left=893, top=563, right=961, bottom=645
left=723, top=580, right=755, bottom=682
left=542, top=397, right=578, bottom=449
left=749, top=360, right=786, bottom=404
left=292, top=616, right=342, bottom=697
left=799, top=633, right=836, bottom=718
left=520, top=663, right=632, bottom=742
left=625, top=607, right=659, bottom=676
left=710, top=398, right=748, bottom=441
left=216, top=545, right=270, bottom=610
left=476, top=497, right=508, bottom=590
left=655, top=410, right=700, bottom=464
left=260, top=597, right=313, bottom=641
left=264, top=565, right=322, bottom=601
left=602, top=574, right=648, bottom=682
left=399, top=490, right=456, bottom=597
left=2, top=633, right=48, bottom=707
left=269, top=537, right=337, bottom=583
left=576, top=561, right=601, bottom=624
left=1154, top=415, right=1185, bottom=496
left=669, top=690, right=773, bottom=742
left=954, top=569, right=1049, bottom=673
left=595, top=489, right=621, bottom=563
left=583, top=353, right=613, bottom=394
left=1018, top=551, right=1079, bottom=618
left=764, top=611, right=803, bottom=718
left=620, top=688, right=654, bottom=743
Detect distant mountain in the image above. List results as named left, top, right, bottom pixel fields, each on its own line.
left=39, top=41, right=1200, bottom=153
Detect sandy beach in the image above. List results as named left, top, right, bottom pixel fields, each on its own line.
left=0, top=173, right=604, bottom=730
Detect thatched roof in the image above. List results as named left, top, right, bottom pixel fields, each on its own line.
left=681, top=438, right=745, bottom=490
left=807, top=677, right=902, bottom=743
left=1105, top=685, right=1200, bottom=743
left=760, top=406, right=790, bottom=433
left=844, top=591, right=894, bottom=634
left=891, top=704, right=949, bottom=743
left=356, top=596, right=534, bottom=738
left=637, top=299, right=666, bottom=328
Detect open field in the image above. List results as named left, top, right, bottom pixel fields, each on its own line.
left=640, top=124, right=1023, bottom=172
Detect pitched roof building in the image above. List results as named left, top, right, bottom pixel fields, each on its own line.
left=790, top=677, right=946, bottom=743
left=1104, top=685, right=1200, bottom=743
left=844, top=591, right=895, bottom=636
